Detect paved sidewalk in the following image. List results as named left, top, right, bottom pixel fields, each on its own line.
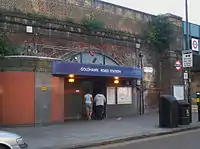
left=2, top=113, right=200, bottom=149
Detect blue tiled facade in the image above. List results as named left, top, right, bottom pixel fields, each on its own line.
left=183, top=21, right=200, bottom=71
left=183, top=21, right=200, bottom=52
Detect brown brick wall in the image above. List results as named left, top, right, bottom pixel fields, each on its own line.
left=0, top=0, right=182, bottom=33
left=0, top=0, right=184, bottom=108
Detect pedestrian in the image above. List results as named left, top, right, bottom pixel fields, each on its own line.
left=84, top=90, right=93, bottom=120
left=94, top=91, right=106, bottom=120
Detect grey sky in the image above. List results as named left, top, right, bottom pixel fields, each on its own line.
left=102, top=0, right=199, bottom=25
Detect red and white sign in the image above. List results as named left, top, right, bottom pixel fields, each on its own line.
left=191, top=38, right=199, bottom=51
left=89, top=50, right=94, bottom=56
left=174, top=60, right=182, bottom=71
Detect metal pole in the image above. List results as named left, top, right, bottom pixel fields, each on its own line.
left=185, top=0, right=192, bottom=123
left=137, top=49, right=142, bottom=115
left=141, top=55, right=144, bottom=114
left=139, top=53, right=144, bottom=114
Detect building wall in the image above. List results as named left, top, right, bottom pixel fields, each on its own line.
left=0, top=0, right=185, bottom=124
left=183, top=21, right=200, bottom=51
left=0, top=70, right=66, bottom=125
left=183, top=22, right=200, bottom=38
left=0, top=0, right=183, bottom=35
left=52, top=76, right=64, bottom=123
left=106, top=87, right=138, bottom=117
left=0, top=74, right=3, bottom=124
left=0, top=14, right=182, bottom=122
left=0, top=0, right=183, bottom=96
left=0, top=72, right=35, bottom=125
left=0, top=0, right=154, bottom=34
left=34, top=72, right=52, bottom=125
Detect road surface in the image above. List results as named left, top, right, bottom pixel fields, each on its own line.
left=88, top=129, right=200, bottom=149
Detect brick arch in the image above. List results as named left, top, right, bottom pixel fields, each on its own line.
left=60, top=51, right=120, bottom=66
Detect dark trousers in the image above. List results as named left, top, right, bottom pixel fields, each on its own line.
left=95, top=105, right=104, bottom=120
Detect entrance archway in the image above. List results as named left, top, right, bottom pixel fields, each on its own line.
left=59, top=51, right=120, bottom=66
left=59, top=51, right=121, bottom=120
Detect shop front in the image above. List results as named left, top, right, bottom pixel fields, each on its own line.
left=52, top=61, right=142, bottom=120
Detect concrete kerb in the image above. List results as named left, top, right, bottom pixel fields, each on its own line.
left=59, top=124, right=200, bottom=149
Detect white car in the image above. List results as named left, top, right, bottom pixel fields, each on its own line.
left=0, top=131, right=28, bottom=149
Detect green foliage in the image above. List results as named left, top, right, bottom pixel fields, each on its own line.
left=147, top=15, right=175, bottom=53
left=82, top=19, right=105, bottom=31
left=0, top=12, right=18, bottom=58
left=0, top=34, right=18, bottom=58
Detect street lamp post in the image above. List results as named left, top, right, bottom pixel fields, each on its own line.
left=185, top=0, right=192, bottom=123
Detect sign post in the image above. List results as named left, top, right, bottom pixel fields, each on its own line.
left=182, top=50, right=193, bottom=123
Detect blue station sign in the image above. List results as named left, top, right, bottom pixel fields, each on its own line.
left=52, top=61, right=142, bottom=79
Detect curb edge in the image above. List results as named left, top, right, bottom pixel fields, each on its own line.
left=60, top=125, right=200, bottom=149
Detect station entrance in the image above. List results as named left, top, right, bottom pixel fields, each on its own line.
left=53, top=61, right=142, bottom=121
left=64, top=76, right=108, bottom=121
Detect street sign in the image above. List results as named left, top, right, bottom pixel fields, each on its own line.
left=174, top=60, right=182, bottom=71
left=184, top=72, right=188, bottom=80
left=191, top=38, right=199, bottom=51
left=182, top=50, right=193, bottom=68
left=26, top=26, right=33, bottom=33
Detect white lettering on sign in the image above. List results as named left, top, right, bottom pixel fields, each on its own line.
left=110, top=69, right=121, bottom=74
left=184, top=72, right=188, bottom=80
left=100, top=69, right=109, bottom=73
left=80, top=67, right=122, bottom=74
left=80, top=67, right=99, bottom=72
left=144, top=67, right=153, bottom=73
left=182, top=50, right=193, bottom=68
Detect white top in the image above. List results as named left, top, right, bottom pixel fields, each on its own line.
left=94, top=94, right=106, bottom=106
left=84, top=93, right=93, bottom=104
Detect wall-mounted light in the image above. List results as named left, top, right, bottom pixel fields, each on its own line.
left=114, top=76, right=119, bottom=80
left=68, top=74, right=75, bottom=83
left=68, top=78, right=75, bottom=83
left=69, top=74, right=74, bottom=78
left=114, top=76, right=119, bottom=84
left=114, top=79, right=119, bottom=84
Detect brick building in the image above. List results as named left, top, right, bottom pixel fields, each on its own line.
left=0, top=0, right=183, bottom=125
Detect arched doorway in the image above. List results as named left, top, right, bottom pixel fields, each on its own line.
left=55, top=51, right=141, bottom=120
left=60, top=51, right=122, bottom=120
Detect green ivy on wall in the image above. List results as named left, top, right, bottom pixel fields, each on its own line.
left=0, top=34, right=19, bottom=58
left=0, top=11, right=23, bottom=58
left=82, top=18, right=105, bottom=31
left=145, top=15, right=176, bottom=90
left=146, top=15, right=175, bottom=53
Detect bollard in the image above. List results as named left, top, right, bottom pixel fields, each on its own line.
left=196, top=92, right=200, bottom=122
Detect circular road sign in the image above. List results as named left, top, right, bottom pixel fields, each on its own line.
left=193, top=40, right=198, bottom=49
left=174, top=60, right=182, bottom=71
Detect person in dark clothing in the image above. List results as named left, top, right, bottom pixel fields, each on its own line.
left=94, top=92, right=106, bottom=120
